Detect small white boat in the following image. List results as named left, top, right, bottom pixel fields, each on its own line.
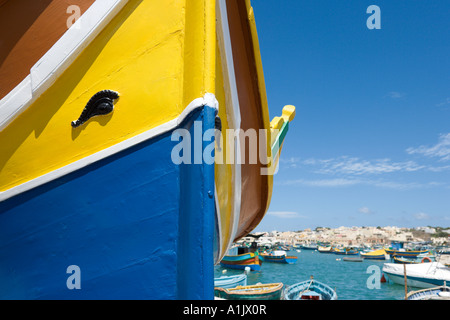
left=214, top=274, right=248, bottom=289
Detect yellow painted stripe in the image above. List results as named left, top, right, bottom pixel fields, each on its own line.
left=0, top=0, right=215, bottom=192
left=215, top=40, right=234, bottom=259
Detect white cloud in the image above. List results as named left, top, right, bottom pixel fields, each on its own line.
left=278, top=178, right=441, bottom=190
left=406, top=133, right=450, bottom=161
left=358, top=207, right=374, bottom=215
left=303, top=156, right=424, bottom=175
left=267, top=211, right=306, bottom=219
left=279, top=157, right=300, bottom=168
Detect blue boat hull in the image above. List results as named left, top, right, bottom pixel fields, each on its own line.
left=384, top=272, right=448, bottom=289
left=219, top=263, right=261, bottom=271
left=0, top=106, right=216, bottom=299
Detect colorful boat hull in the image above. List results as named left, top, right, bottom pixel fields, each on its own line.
left=361, top=249, right=387, bottom=260
left=0, top=104, right=216, bottom=299
left=0, top=0, right=295, bottom=299
left=220, top=252, right=262, bottom=271
left=385, top=249, right=428, bottom=258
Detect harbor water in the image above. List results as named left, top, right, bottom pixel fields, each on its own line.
left=215, top=249, right=408, bottom=300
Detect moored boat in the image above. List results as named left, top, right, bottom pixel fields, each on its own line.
left=393, top=256, right=418, bottom=264
left=284, top=279, right=337, bottom=300
left=300, top=243, right=318, bottom=250
left=382, top=262, right=450, bottom=289
left=259, top=251, right=298, bottom=264
left=333, top=248, right=359, bottom=256
left=220, top=252, right=262, bottom=271
left=361, top=249, right=387, bottom=260
left=214, top=270, right=248, bottom=289
left=407, top=285, right=450, bottom=300
left=0, top=0, right=295, bottom=299
left=385, top=248, right=428, bottom=258
left=317, top=246, right=333, bottom=253
left=214, top=283, right=284, bottom=300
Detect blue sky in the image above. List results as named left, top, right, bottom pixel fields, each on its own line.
left=250, top=1, right=450, bottom=231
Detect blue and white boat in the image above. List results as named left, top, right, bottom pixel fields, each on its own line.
left=214, top=269, right=248, bottom=289
left=407, top=285, right=450, bottom=300
left=383, top=262, right=450, bottom=289
left=300, top=243, right=318, bottom=250
left=284, top=279, right=337, bottom=300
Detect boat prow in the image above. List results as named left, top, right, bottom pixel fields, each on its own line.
left=0, top=0, right=295, bottom=299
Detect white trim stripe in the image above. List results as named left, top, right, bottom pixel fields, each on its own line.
left=0, top=94, right=218, bottom=202
left=217, top=0, right=242, bottom=246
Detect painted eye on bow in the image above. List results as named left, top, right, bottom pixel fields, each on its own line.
left=71, top=90, right=119, bottom=128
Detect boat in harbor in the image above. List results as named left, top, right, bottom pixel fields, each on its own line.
left=214, top=269, right=249, bottom=289
left=382, top=262, right=450, bottom=289
left=343, top=256, right=364, bottom=262
left=317, top=246, right=333, bottom=253
left=259, top=250, right=298, bottom=264
left=214, top=283, right=284, bottom=300
left=300, top=243, right=318, bottom=250
left=0, top=0, right=295, bottom=299
left=392, top=256, right=433, bottom=264
left=407, top=285, right=450, bottom=300
left=393, top=256, right=419, bottom=264
left=220, top=252, right=262, bottom=271
left=361, top=249, right=387, bottom=260
left=284, top=278, right=337, bottom=300
left=385, top=248, right=428, bottom=258
left=333, top=248, right=359, bottom=256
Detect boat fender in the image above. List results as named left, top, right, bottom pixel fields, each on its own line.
left=380, top=274, right=386, bottom=283
left=421, top=257, right=432, bottom=263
